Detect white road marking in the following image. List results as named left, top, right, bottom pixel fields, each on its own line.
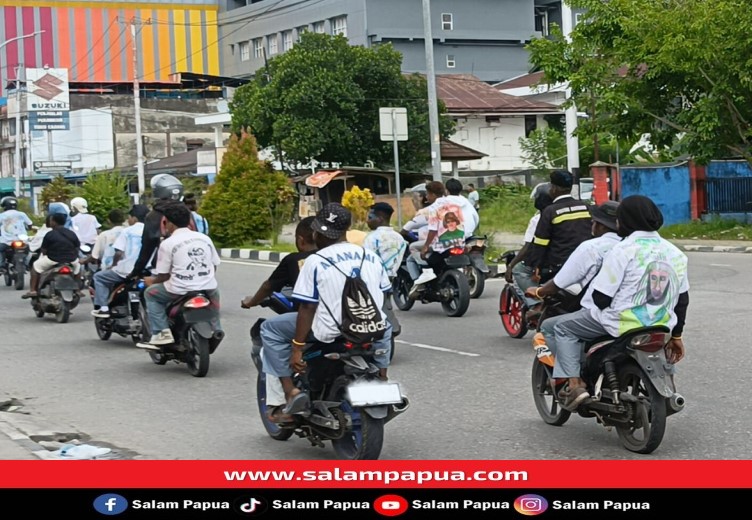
left=222, top=260, right=276, bottom=268
left=395, top=339, right=480, bottom=357
left=709, top=263, right=732, bottom=267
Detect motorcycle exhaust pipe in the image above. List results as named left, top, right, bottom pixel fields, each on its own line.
left=213, top=330, right=225, bottom=342
left=669, top=393, right=685, bottom=413
left=385, top=397, right=410, bottom=424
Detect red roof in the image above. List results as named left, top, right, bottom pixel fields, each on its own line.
left=436, top=74, right=559, bottom=114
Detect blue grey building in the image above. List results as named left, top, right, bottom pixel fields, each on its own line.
left=218, top=0, right=572, bottom=83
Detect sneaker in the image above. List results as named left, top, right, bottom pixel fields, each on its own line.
left=135, top=342, right=162, bottom=351
left=558, top=386, right=590, bottom=411
left=149, top=329, right=175, bottom=346
left=91, top=309, right=110, bottom=319
left=414, top=268, right=437, bottom=285
left=408, top=283, right=424, bottom=300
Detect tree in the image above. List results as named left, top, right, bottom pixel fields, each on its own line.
left=527, top=0, right=752, bottom=164
left=230, top=32, right=455, bottom=172
left=75, top=171, right=131, bottom=227
left=40, top=176, right=75, bottom=208
left=200, top=131, right=294, bottom=247
left=519, top=128, right=568, bottom=171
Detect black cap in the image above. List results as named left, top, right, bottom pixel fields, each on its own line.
left=370, top=201, right=394, bottom=217
left=590, top=201, right=619, bottom=231
left=129, top=204, right=150, bottom=221
left=312, top=203, right=352, bottom=239
left=550, top=169, right=574, bottom=188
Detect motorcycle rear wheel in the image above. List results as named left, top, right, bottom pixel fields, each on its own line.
left=331, top=400, right=385, bottom=460
left=55, top=301, right=71, bottom=324
left=185, top=328, right=210, bottom=377
left=14, top=261, right=25, bottom=290
left=465, top=265, right=485, bottom=299
left=94, top=318, right=112, bottom=341
left=392, top=271, right=414, bottom=311
left=256, top=372, right=294, bottom=441
left=439, top=269, right=470, bottom=317
left=531, top=358, right=571, bottom=426
left=499, top=284, right=528, bottom=338
left=616, top=363, right=667, bottom=454
left=3, top=271, right=11, bottom=286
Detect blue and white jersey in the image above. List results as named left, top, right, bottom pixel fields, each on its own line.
left=293, top=243, right=391, bottom=343
left=111, top=222, right=145, bottom=277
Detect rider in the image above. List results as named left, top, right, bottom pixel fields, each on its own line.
left=22, top=212, right=81, bottom=299
left=90, top=205, right=149, bottom=318
left=401, top=184, right=431, bottom=282
left=0, top=196, right=33, bottom=273
left=264, top=203, right=393, bottom=419
left=525, top=170, right=592, bottom=285
left=545, top=195, right=689, bottom=411
left=88, top=209, right=126, bottom=271
left=364, top=201, right=407, bottom=280
left=70, top=197, right=102, bottom=248
left=184, top=193, right=209, bottom=236
left=136, top=202, right=220, bottom=350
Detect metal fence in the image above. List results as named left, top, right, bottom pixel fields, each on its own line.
left=706, top=177, right=752, bottom=213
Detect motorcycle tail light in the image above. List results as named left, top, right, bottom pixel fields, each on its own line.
left=344, top=342, right=354, bottom=349
left=11, top=241, right=24, bottom=248
left=449, top=247, right=464, bottom=255
left=630, top=332, right=667, bottom=352
left=184, top=296, right=211, bottom=309
left=58, top=266, right=72, bottom=275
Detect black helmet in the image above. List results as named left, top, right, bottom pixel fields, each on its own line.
left=1, top=196, right=18, bottom=210
left=150, top=174, right=184, bottom=201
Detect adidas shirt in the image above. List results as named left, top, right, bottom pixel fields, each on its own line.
left=293, top=243, right=391, bottom=343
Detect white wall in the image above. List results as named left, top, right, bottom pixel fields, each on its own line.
left=444, top=115, right=532, bottom=171
left=29, top=108, right=115, bottom=172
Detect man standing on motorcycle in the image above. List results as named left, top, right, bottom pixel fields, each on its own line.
left=136, top=203, right=221, bottom=349
left=0, top=196, right=33, bottom=274
left=543, top=195, right=689, bottom=411
left=264, top=203, right=393, bottom=418
left=90, top=205, right=150, bottom=318
left=22, top=213, right=81, bottom=299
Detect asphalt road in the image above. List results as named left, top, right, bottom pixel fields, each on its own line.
left=1, top=252, right=750, bottom=460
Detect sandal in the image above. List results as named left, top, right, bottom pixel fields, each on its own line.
left=282, top=392, right=310, bottom=415
left=266, top=406, right=294, bottom=424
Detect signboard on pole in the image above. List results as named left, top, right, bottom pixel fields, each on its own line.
left=379, top=107, right=408, bottom=227
left=33, top=161, right=72, bottom=176
left=26, top=68, right=70, bottom=112
left=29, top=111, right=70, bottom=131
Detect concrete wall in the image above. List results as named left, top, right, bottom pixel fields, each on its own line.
left=619, top=162, right=691, bottom=226
left=707, top=160, right=752, bottom=178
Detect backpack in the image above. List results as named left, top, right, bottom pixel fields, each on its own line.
left=315, top=248, right=387, bottom=345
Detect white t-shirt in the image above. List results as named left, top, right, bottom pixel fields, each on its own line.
left=553, top=232, right=621, bottom=306
left=112, top=223, right=145, bottom=277
left=292, top=243, right=391, bottom=343
left=0, top=209, right=32, bottom=245
left=468, top=190, right=480, bottom=209
left=155, top=228, right=221, bottom=295
left=72, top=213, right=101, bottom=245
left=523, top=213, right=541, bottom=244
left=588, top=230, right=690, bottom=337
left=363, top=226, right=407, bottom=278
left=427, top=195, right=478, bottom=253
left=92, top=225, right=124, bottom=270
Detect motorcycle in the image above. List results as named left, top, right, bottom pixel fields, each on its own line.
left=93, top=279, right=147, bottom=344
left=2, top=233, right=30, bottom=291
left=136, top=289, right=224, bottom=378
left=30, top=263, right=82, bottom=323
left=250, top=292, right=409, bottom=460
left=392, top=248, right=472, bottom=318
left=531, top=325, right=685, bottom=454
left=78, top=244, right=97, bottom=297
left=464, top=234, right=490, bottom=299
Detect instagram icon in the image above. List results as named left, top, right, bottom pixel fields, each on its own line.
left=514, top=494, right=549, bottom=516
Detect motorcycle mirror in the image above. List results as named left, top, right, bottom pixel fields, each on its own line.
left=80, top=244, right=92, bottom=254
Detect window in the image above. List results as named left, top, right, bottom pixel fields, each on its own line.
left=253, top=38, right=263, bottom=58
left=442, top=13, right=453, bottom=31
left=297, top=25, right=308, bottom=41
left=268, top=34, right=278, bottom=55
left=239, top=41, right=250, bottom=61
left=331, top=16, right=347, bottom=36
left=534, top=9, right=549, bottom=36
left=282, top=31, right=293, bottom=51
left=229, top=43, right=235, bottom=56
left=446, top=54, right=456, bottom=68
left=313, top=21, right=325, bottom=33
left=525, top=115, right=538, bottom=137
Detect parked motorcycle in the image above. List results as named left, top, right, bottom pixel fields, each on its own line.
left=392, top=248, right=472, bottom=317
left=2, top=233, right=30, bottom=291
left=93, top=279, right=146, bottom=343
left=464, top=234, right=490, bottom=299
left=137, top=290, right=224, bottom=377
left=30, top=263, right=82, bottom=323
left=250, top=292, right=409, bottom=460
left=531, top=325, right=685, bottom=454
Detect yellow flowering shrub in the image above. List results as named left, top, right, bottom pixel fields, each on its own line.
left=341, top=185, right=374, bottom=226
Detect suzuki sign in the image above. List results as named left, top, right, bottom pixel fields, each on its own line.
left=26, top=68, right=70, bottom=112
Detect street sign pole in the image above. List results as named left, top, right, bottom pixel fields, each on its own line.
left=391, top=109, right=402, bottom=227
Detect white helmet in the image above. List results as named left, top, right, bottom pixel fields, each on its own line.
left=71, top=196, right=89, bottom=214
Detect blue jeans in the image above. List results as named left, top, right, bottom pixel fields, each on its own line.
left=550, top=308, right=608, bottom=379
left=144, top=283, right=221, bottom=333
left=513, top=262, right=539, bottom=307
left=260, top=312, right=393, bottom=378
left=93, top=269, right=125, bottom=308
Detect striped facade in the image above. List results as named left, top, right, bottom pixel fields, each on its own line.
left=0, top=0, right=219, bottom=97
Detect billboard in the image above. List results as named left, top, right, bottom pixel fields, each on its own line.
left=26, top=68, right=70, bottom=112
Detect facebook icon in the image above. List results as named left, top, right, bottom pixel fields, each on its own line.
left=93, top=494, right=128, bottom=515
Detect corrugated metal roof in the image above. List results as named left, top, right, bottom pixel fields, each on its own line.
left=436, top=74, right=559, bottom=113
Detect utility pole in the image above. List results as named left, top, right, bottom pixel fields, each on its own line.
left=422, top=0, right=442, bottom=181
left=129, top=18, right=149, bottom=202
left=561, top=1, right=581, bottom=196
left=13, top=66, right=24, bottom=199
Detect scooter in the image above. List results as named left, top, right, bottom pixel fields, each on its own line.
left=2, top=233, right=30, bottom=291
left=93, top=279, right=147, bottom=343
left=464, top=234, right=490, bottom=299
left=30, top=263, right=82, bottom=323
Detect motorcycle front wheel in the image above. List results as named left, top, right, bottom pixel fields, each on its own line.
left=465, top=265, right=485, bottom=299
left=332, top=399, right=385, bottom=460
left=616, top=362, right=667, bottom=454
left=256, top=372, right=294, bottom=441
left=531, top=358, right=571, bottom=426
left=55, top=301, right=71, bottom=324
left=185, top=328, right=210, bottom=377
left=439, top=269, right=470, bottom=317
left=94, top=318, right=112, bottom=341
left=499, top=284, right=528, bottom=338
left=392, top=270, right=414, bottom=311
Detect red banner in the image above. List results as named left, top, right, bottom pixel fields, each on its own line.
left=2, top=460, right=751, bottom=489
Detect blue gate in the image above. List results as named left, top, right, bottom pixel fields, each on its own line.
left=706, top=177, right=752, bottom=213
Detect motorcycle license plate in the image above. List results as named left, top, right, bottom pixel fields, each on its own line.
left=347, top=382, right=403, bottom=406
left=472, top=239, right=485, bottom=247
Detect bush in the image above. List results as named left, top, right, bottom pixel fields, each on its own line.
left=75, top=171, right=131, bottom=228
left=200, top=131, right=295, bottom=247
left=40, top=176, right=75, bottom=208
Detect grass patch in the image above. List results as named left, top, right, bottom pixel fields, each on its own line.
left=661, top=217, right=752, bottom=240
left=478, top=184, right=536, bottom=234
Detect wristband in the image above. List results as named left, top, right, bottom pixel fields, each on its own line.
left=535, top=287, right=542, bottom=299
left=670, top=336, right=682, bottom=340
left=291, top=339, right=306, bottom=347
